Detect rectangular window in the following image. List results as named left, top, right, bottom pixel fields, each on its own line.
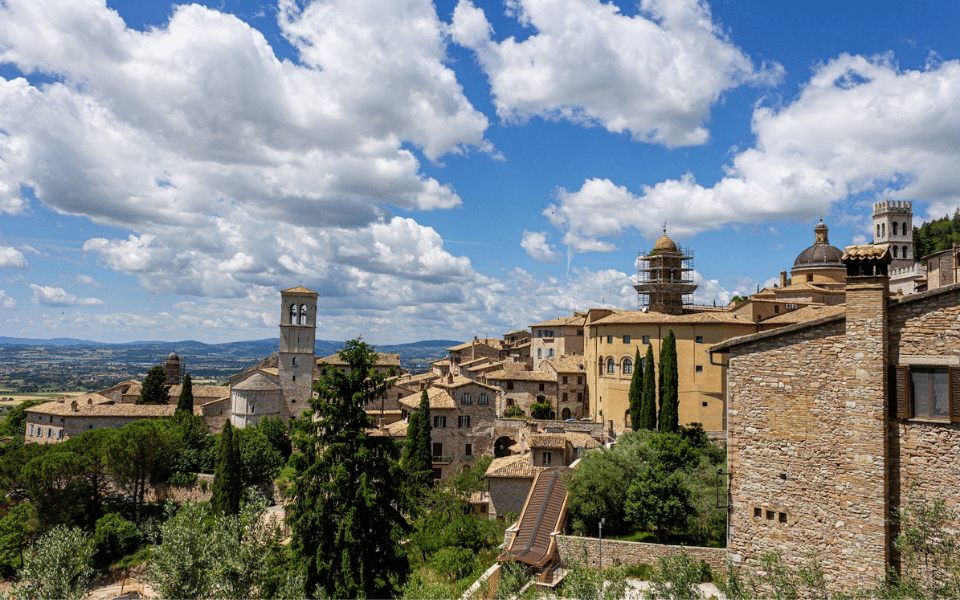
left=432, top=443, right=443, bottom=457
left=539, top=383, right=545, bottom=391
left=577, top=329, right=583, bottom=336
left=548, top=348, right=554, bottom=357
left=507, top=381, right=514, bottom=390
left=563, top=376, right=568, bottom=384
left=578, top=376, right=582, bottom=384
left=465, top=444, right=472, bottom=456
left=458, top=415, right=471, bottom=428
left=607, top=335, right=613, bottom=344
left=578, top=392, right=583, bottom=402
left=433, top=416, right=446, bottom=428
left=563, top=393, right=568, bottom=402
left=542, top=452, right=552, bottom=466
left=623, top=335, right=630, bottom=343
left=696, top=336, right=703, bottom=343
left=911, top=367, right=950, bottom=418
left=774, top=306, right=780, bottom=314
left=29, top=424, right=34, bottom=436
left=642, top=335, right=650, bottom=344
left=696, top=365, right=703, bottom=373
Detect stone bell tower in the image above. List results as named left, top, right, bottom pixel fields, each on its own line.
left=278, top=286, right=318, bottom=419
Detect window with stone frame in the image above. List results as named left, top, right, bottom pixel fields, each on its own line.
left=458, top=415, right=471, bottom=428
left=478, top=393, right=489, bottom=405
left=542, top=452, right=552, bottom=466
left=623, top=358, right=633, bottom=374
left=433, top=415, right=446, bottom=428
left=460, top=393, right=472, bottom=404
left=894, top=365, right=960, bottom=421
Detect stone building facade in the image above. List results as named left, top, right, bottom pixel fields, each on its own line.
left=712, top=245, right=960, bottom=593
left=530, top=315, right=585, bottom=370
left=25, top=397, right=175, bottom=444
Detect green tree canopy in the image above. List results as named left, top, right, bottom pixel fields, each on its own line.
left=530, top=401, right=552, bottom=420
left=22, top=450, right=91, bottom=530
left=62, top=427, right=116, bottom=524
left=105, top=419, right=178, bottom=520
left=176, top=372, right=194, bottom=414
left=639, top=344, right=658, bottom=430
left=401, top=389, right=433, bottom=504
left=237, top=426, right=284, bottom=487
left=625, top=464, right=693, bottom=543
left=258, top=415, right=292, bottom=461
left=289, top=339, right=408, bottom=599
left=16, top=525, right=95, bottom=600
left=138, top=365, right=170, bottom=405
left=658, top=330, right=679, bottom=433
left=211, top=420, right=242, bottom=516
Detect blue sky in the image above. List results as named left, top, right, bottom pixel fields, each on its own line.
left=1, top=0, right=960, bottom=345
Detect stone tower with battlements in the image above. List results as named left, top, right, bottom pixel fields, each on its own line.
left=873, top=200, right=914, bottom=271
left=278, top=286, right=318, bottom=420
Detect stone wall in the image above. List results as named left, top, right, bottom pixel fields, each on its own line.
left=488, top=477, right=533, bottom=519
left=555, top=535, right=726, bottom=573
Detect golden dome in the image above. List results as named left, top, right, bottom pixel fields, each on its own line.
left=652, top=232, right=677, bottom=253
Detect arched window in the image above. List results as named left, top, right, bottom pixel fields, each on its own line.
left=893, top=222, right=899, bottom=236
left=606, top=358, right=615, bottom=374
left=598, top=358, right=605, bottom=376
left=478, top=393, right=489, bottom=405
left=290, top=303, right=298, bottom=324
left=623, top=358, right=633, bottom=374
left=460, top=393, right=472, bottom=404
left=903, top=245, right=908, bottom=258
left=877, top=224, right=881, bottom=238
left=893, top=246, right=898, bottom=258
left=300, top=304, right=308, bottom=325
left=292, top=357, right=299, bottom=367
left=537, top=348, right=542, bottom=359
left=882, top=223, right=886, bottom=237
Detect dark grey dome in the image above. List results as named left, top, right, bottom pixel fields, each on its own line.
left=793, top=243, right=844, bottom=270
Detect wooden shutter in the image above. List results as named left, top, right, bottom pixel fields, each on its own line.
left=895, top=365, right=911, bottom=419
left=951, top=367, right=960, bottom=423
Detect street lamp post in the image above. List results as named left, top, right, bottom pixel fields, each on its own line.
left=599, top=517, right=605, bottom=570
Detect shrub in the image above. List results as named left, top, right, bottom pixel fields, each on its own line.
left=93, top=513, right=143, bottom=569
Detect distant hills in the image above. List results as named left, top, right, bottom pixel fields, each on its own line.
left=0, top=336, right=461, bottom=366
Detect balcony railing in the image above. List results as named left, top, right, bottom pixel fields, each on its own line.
left=432, top=455, right=455, bottom=465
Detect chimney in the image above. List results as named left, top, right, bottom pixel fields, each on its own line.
left=780, top=270, right=788, bottom=288
left=841, top=244, right=892, bottom=570
left=70, top=400, right=78, bottom=412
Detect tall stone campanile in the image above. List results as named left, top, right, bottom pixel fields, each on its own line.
left=873, top=200, right=914, bottom=270
left=278, top=286, right=318, bottom=420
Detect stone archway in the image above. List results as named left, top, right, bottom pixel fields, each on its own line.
left=494, top=436, right=516, bottom=458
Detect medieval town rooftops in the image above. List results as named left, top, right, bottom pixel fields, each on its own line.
left=434, top=374, right=500, bottom=392
left=28, top=400, right=177, bottom=418
left=317, top=352, right=401, bottom=368
left=485, top=453, right=548, bottom=479
left=564, top=431, right=602, bottom=450
left=759, top=303, right=846, bottom=326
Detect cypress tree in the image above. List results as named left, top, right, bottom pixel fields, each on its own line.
left=627, top=347, right=643, bottom=430
left=639, top=344, right=657, bottom=430
left=401, top=389, right=433, bottom=502
left=138, top=365, right=169, bottom=405
left=658, top=330, right=679, bottom=433
left=175, top=373, right=194, bottom=414
left=211, top=421, right=241, bottom=515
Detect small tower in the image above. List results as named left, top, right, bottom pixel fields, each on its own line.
left=873, top=200, right=914, bottom=270
left=278, top=285, right=319, bottom=420
left=164, top=351, right=181, bottom=386
left=635, top=227, right=698, bottom=315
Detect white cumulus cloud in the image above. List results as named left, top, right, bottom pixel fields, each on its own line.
left=545, top=53, right=960, bottom=251
left=451, top=0, right=781, bottom=147
left=29, top=284, right=104, bottom=306
left=0, top=246, right=27, bottom=268
left=0, top=290, right=14, bottom=308
left=521, top=230, right=559, bottom=262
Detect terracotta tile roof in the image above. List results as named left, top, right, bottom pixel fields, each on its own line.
left=383, top=419, right=409, bottom=437
left=531, top=433, right=567, bottom=449
left=843, top=244, right=890, bottom=260
left=166, top=384, right=231, bottom=398
left=435, top=375, right=500, bottom=392
left=564, top=432, right=601, bottom=449
left=485, top=454, right=546, bottom=479
left=399, top=387, right=455, bottom=410
left=543, top=356, right=583, bottom=373
left=28, top=400, right=176, bottom=418
left=590, top=309, right=753, bottom=325
left=530, top=314, right=586, bottom=328
left=281, top=285, right=318, bottom=295
left=760, top=303, right=846, bottom=326
left=485, top=369, right=556, bottom=382
left=318, top=352, right=400, bottom=367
